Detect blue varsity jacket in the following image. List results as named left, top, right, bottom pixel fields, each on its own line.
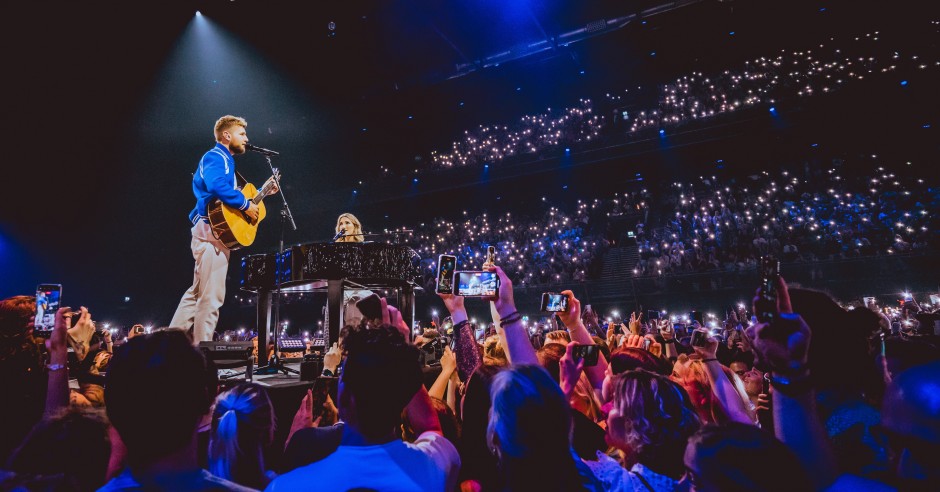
left=188, top=143, right=250, bottom=224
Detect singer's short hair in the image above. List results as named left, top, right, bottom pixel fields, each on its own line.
left=214, top=115, right=247, bottom=141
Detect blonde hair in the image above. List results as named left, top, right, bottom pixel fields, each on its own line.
left=483, top=335, right=507, bottom=367
left=543, top=330, right=570, bottom=345
left=335, top=213, right=363, bottom=243
left=214, top=115, right=247, bottom=141
left=208, top=383, right=275, bottom=490
left=671, top=356, right=755, bottom=425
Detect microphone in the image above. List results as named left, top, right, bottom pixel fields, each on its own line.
left=245, top=143, right=280, bottom=156
left=332, top=228, right=346, bottom=241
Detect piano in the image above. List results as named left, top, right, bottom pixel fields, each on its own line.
left=241, top=243, right=421, bottom=349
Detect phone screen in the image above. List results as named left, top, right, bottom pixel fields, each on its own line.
left=486, top=246, right=496, bottom=265
left=455, top=271, right=499, bottom=297
left=436, top=255, right=456, bottom=294
left=35, top=284, right=62, bottom=332
left=540, top=293, right=568, bottom=312
left=573, top=345, right=600, bottom=366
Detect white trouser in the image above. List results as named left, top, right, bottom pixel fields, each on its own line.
left=169, top=221, right=230, bottom=343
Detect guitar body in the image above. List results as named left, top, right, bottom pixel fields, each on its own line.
left=207, top=183, right=268, bottom=250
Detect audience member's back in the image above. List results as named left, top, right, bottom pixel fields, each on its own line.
left=0, top=296, right=47, bottom=463
left=266, top=325, right=460, bottom=492
left=99, top=330, right=254, bottom=491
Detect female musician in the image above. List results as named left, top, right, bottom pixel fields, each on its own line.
left=334, top=213, right=364, bottom=243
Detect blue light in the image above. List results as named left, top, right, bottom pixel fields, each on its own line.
left=641, top=20, right=647, bottom=25
left=769, top=106, right=776, bottom=112
left=811, top=143, right=819, bottom=147
left=407, top=115, right=413, bottom=120
left=819, top=7, right=827, bottom=11
left=564, top=147, right=570, bottom=154
left=353, top=190, right=358, bottom=194
left=729, top=31, right=735, bottom=35
left=579, top=70, right=585, bottom=75
left=562, top=185, right=568, bottom=189
left=650, top=51, right=656, bottom=56
left=459, top=101, right=464, bottom=106
left=924, top=124, right=932, bottom=128
left=413, top=178, right=418, bottom=183
left=484, top=164, right=489, bottom=169
left=361, top=127, right=367, bottom=131
left=516, top=87, right=521, bottom=91
left=659, top=129, right=665, bottom=135
left=900, top=80, right=908, bottom=86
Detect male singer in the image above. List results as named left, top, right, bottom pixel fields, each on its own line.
left=169, top=115, right=265, bottom=343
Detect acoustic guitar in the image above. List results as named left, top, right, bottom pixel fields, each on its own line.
left=208, top=173, right=280, bottom=249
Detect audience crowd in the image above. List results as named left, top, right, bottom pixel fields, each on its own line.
left=405, top=204, right=608, bottom=291
left=414, top=25, right=936, bottom=174
left=2, top=256, right=939, bottom=491
left=633, top=157, right=938, bottom=276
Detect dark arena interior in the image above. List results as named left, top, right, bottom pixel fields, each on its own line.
left=2, top=1, right=939, bottom=490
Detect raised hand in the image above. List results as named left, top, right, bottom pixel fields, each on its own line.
left=746, top=275, right=811, bottom=376
left=559, top=342, right=585, bottom=399
left=556, top=290, right=582, bottom=329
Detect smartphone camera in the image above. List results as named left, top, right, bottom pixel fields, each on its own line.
left=757, top=256, right=781, bottom=322
left=540, top=293, right=568, bottom=312
left=690, top=328, right=710, bottom=348
left=573, top=344, right=600, bottom=367
left=34, top=284, right=62, bottom=333
left=436, top=255, right=457, bottom=295
left=454, top=271, right=500, bottom=297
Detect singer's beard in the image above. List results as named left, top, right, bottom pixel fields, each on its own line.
left=231, top=143, right=246, bottom=155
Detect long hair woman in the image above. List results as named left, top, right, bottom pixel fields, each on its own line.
left=208, top=382, right=276, bottom=490
left=335, top=213, right=363, bottom=243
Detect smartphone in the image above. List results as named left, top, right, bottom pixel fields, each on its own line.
left=454, top=271, right=500, bottom=297
left=863, top=296, right=876, bottom=306
left=132, top=324, right=145, bottom=334
left=356, top=294, right=383, bottom=321
left=540, top=293, right=568, bottom=312
left=34, top=284, right=62, bottom=333
left=436, top=254, right=457, bottom=295
left=643, top=338, right=652, bottom=350
left=757, top=256, right=780, bottom=322
left=901, top=292, right=914, bottom=303
left=688, top=311, right=704, bottom=325
left=573, top=344, right=600, bottom=367
left=690, top=328, right=709, bottom=348
left=646, top=310, right=660, bottom=321
left=486, top=245, right=496, bottom=265
left=311, top=376, right=338, bottom=422
left=930, top=294, right=940, bottom=306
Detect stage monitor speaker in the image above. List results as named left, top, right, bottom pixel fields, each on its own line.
left=199, top=341, right=254, bottom=381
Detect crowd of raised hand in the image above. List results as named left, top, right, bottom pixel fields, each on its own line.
left=2, top=258, right=938, bottom=490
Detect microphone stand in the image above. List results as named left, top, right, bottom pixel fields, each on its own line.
left=256, top=154, right=300, bottom=376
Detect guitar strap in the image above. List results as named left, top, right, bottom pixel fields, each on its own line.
left=235, top=170, right=248, bottom=189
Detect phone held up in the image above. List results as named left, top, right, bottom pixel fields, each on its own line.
left=573, top=344, right=600, bottom=367
left=690, top=327, right=710, bottom=348
left=756, top=256, right=780, bottom=323
left=540, top=292, right=568, bottom=312
left=454, top=271, right=500, bottom=297
left=34, top=284, right=63, bottom=335
left=436, top=254, right=457, bottom=295
left=485, top=245, right=496, bottom=265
